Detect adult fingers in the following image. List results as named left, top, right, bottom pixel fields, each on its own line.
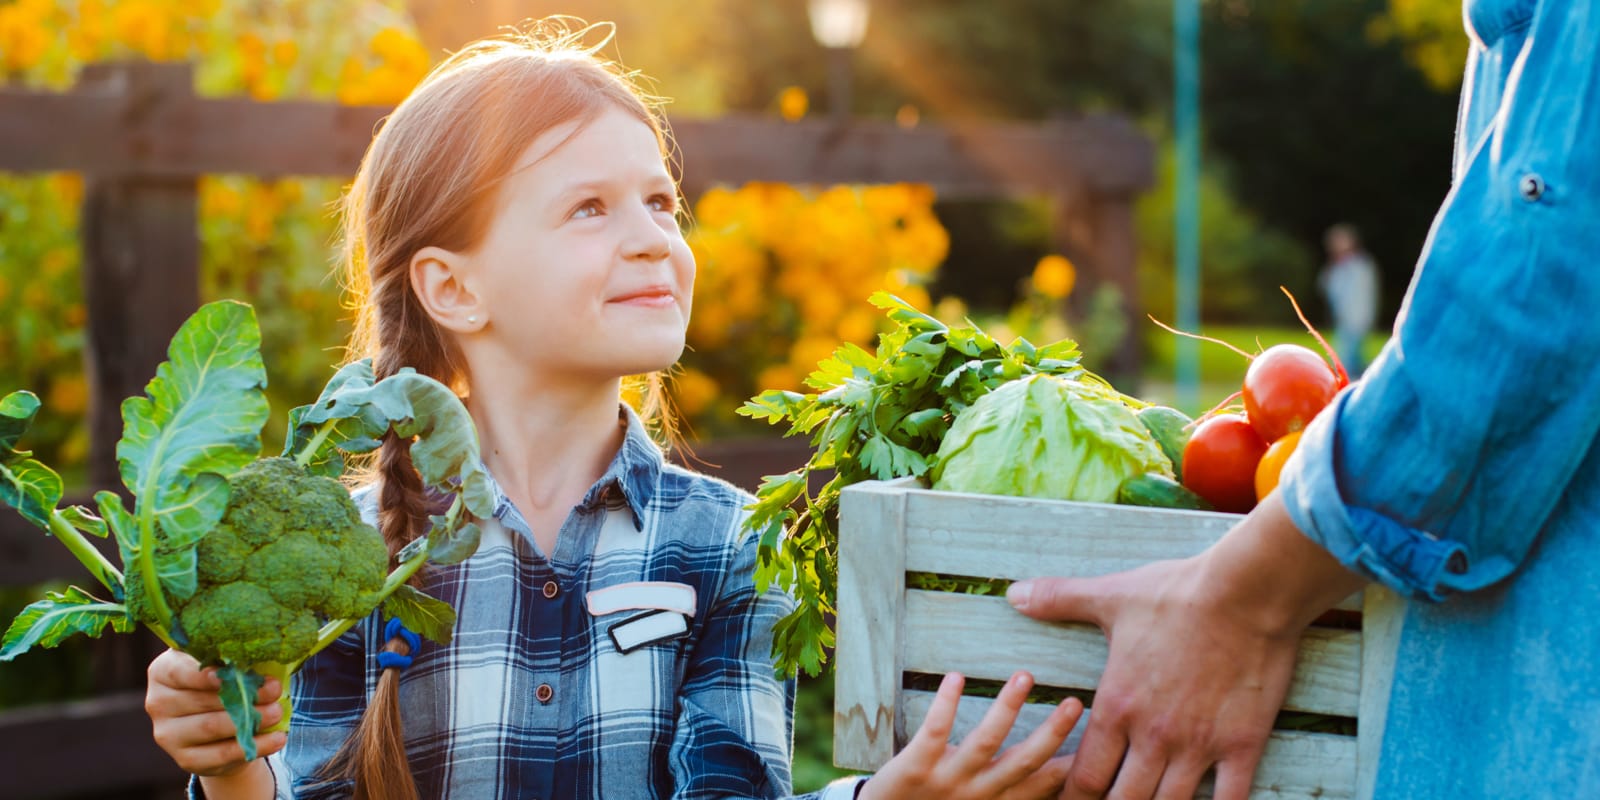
left=1059, top=710, right=1128, bottom=800
left=950, top=671, right=1034, bottom=774
left=1104, top=743, right=1164, bottom=800
left=1212, top=753, right=1264, bottom=800
left=1151, top=756, right=1210, bottom=800
left=1007, top=576, right=1110, bottom=627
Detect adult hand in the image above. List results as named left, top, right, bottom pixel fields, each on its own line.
left=1005, top=493, right=1367, bottom=800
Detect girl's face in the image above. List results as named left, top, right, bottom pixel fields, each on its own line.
left=462, top=106, right=694, bottom=383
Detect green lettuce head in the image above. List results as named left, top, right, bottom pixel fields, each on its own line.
left=930, top=374, right=1172, bottom=503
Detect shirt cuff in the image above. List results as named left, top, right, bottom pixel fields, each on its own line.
left=1278, top=390, right=1472, bottom=601
left=817, top=775, right=871, bottom=800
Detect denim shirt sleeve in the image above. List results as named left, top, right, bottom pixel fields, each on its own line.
left=1278, top=0, right=1600, bottom=601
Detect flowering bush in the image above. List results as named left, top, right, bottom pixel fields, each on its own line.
left=677, top=182, right=949, bottom=434
left=0, top=1, right=432, bottom=467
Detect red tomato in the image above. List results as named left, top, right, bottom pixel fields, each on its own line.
left=1182, top=413, right=1268, bottom=513
left=1242, top=344, right=1339, bottom=443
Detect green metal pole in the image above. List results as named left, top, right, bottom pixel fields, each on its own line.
left=1175, top=0, right=1201, bottom=412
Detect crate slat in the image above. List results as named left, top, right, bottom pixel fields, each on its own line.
left=899, top=483, right=1361, bottom=612
left=900, top=689, right=1356, bottom=800
left=833, top=482, right=911, bottom=770
left=901, top=590, right=1362, bottom=717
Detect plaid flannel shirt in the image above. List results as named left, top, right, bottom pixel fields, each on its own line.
left=189, top=406, right=864, bottom=799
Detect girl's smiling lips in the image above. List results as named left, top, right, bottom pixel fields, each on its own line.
left=608, top=285, right=677, bottom=308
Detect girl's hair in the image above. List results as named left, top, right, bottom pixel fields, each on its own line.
left=323, top=20, right=677, bottom=799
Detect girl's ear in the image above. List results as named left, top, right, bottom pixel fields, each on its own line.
left=410, top=246, right=485, bottom=332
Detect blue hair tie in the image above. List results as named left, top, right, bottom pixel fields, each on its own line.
left=377, top=618, right=422, bottom=671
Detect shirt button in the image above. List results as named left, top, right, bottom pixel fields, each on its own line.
left=542, top=580, right=560, bottom=599
left=1518, top=173, right=1545, bottom=201
left=536, top=683, right=554, bottom=703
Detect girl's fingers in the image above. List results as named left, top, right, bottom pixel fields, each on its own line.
left=951, top=671, right=1035, bottom=773
left=998, top=754, right=1075, bottom=800
left=149, top=649, right=220, bottom=692
left=905, top=672, right=965, bottom=759
left=979, top=697, right=1084, bottom=793
left=174, top=730, right=287, bottom=777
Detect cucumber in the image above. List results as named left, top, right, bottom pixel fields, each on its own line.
left=1137, top=405, right=1194, bottom=480
left=1117, top=472, right=1214, bottom=511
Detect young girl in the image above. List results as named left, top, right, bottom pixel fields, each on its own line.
left=143, top=22, right=1082, bottom=800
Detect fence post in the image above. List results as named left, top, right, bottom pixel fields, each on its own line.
left=75, top=61, right=202, bottom=493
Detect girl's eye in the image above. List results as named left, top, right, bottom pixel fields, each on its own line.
left=648, top=194, right=677, bottom=214
left=572, top=199, right=604, bottom=219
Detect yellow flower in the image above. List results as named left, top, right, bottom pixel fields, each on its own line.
left=693, top=187, right=741, bottom=230
left=49, top=375, right=89, bottom=415
left=201, top=178, right=243, bottom=218
left=756, top=364, right=801, bottom=393
left=778, top=86, right=808, bottom=121
left=51, top=173, right=83, bottom=207
left=371, top=26, right=429, bottom=75
left=836, top=308, right=879, bottom=345
left=0, top=5, right=51, bottom=72
left=671, top=368, right=720, bottom=418
left=1031, top=254, right=1076, bottom=300
left=687, top=303, right=733, bottom=349
left=272, top=39, right=298, bottom=68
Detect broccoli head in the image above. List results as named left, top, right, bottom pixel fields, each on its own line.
left=174, top=457, right=390, bottom=666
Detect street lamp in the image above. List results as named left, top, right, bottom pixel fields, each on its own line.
left=807, top=0, right=869, bottom=121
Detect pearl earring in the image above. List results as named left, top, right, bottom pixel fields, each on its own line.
left=467, top=315, right=479, bottom=325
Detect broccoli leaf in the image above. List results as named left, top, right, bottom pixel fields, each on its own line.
left=1, top=390, right=41, bottom=456
left=290, top=363, right=495, bottom=524
left=427, top=519, right=481, bottom=566
left=382, top=585, right=457, bottom=645
left=116, top=301, right=269, bottom=600
left=0, top=391, right=63, bottom=531
left=0, top=586, right=132, bottom=661
left=215, top=664, right=266, bottom=762
left=59, top=505, right=108, bottom=538
left=0, top=454, right=62, bottom=532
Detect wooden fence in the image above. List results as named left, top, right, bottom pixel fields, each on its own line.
left=0, top=60, right=1152, bottom=799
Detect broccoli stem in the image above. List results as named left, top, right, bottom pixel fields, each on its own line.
left=292, top=419, right=340, bottom=468
left=285, top=538, right=432, bottom=673
left=46, top=509, right=123, bottom=594
left=47, top=509, right=182, bottom=649
left=133, top=506, right=180, bottom=641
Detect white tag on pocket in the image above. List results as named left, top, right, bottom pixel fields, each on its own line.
left=586, top=581, right=697, bottom=617
left=608, top=609, right=691, bottom=654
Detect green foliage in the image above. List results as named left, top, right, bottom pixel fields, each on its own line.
left=739, top=293, right=1093, bottom=677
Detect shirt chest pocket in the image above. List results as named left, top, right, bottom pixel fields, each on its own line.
left=586, top=581, right=698, bottom=656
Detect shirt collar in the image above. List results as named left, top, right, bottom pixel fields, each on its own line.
left=485, top=403, right=660, bottom=533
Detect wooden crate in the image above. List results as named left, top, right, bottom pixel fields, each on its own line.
left=833, top=477, right=1400, bottom=800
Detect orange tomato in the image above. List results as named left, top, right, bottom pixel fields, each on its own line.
left=1254, top=430, right=1303, bottom=501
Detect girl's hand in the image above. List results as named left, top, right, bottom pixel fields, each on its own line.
left=145, top=648, right=287, bottom=777
left=858, top=671, right=1083, bottom=800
